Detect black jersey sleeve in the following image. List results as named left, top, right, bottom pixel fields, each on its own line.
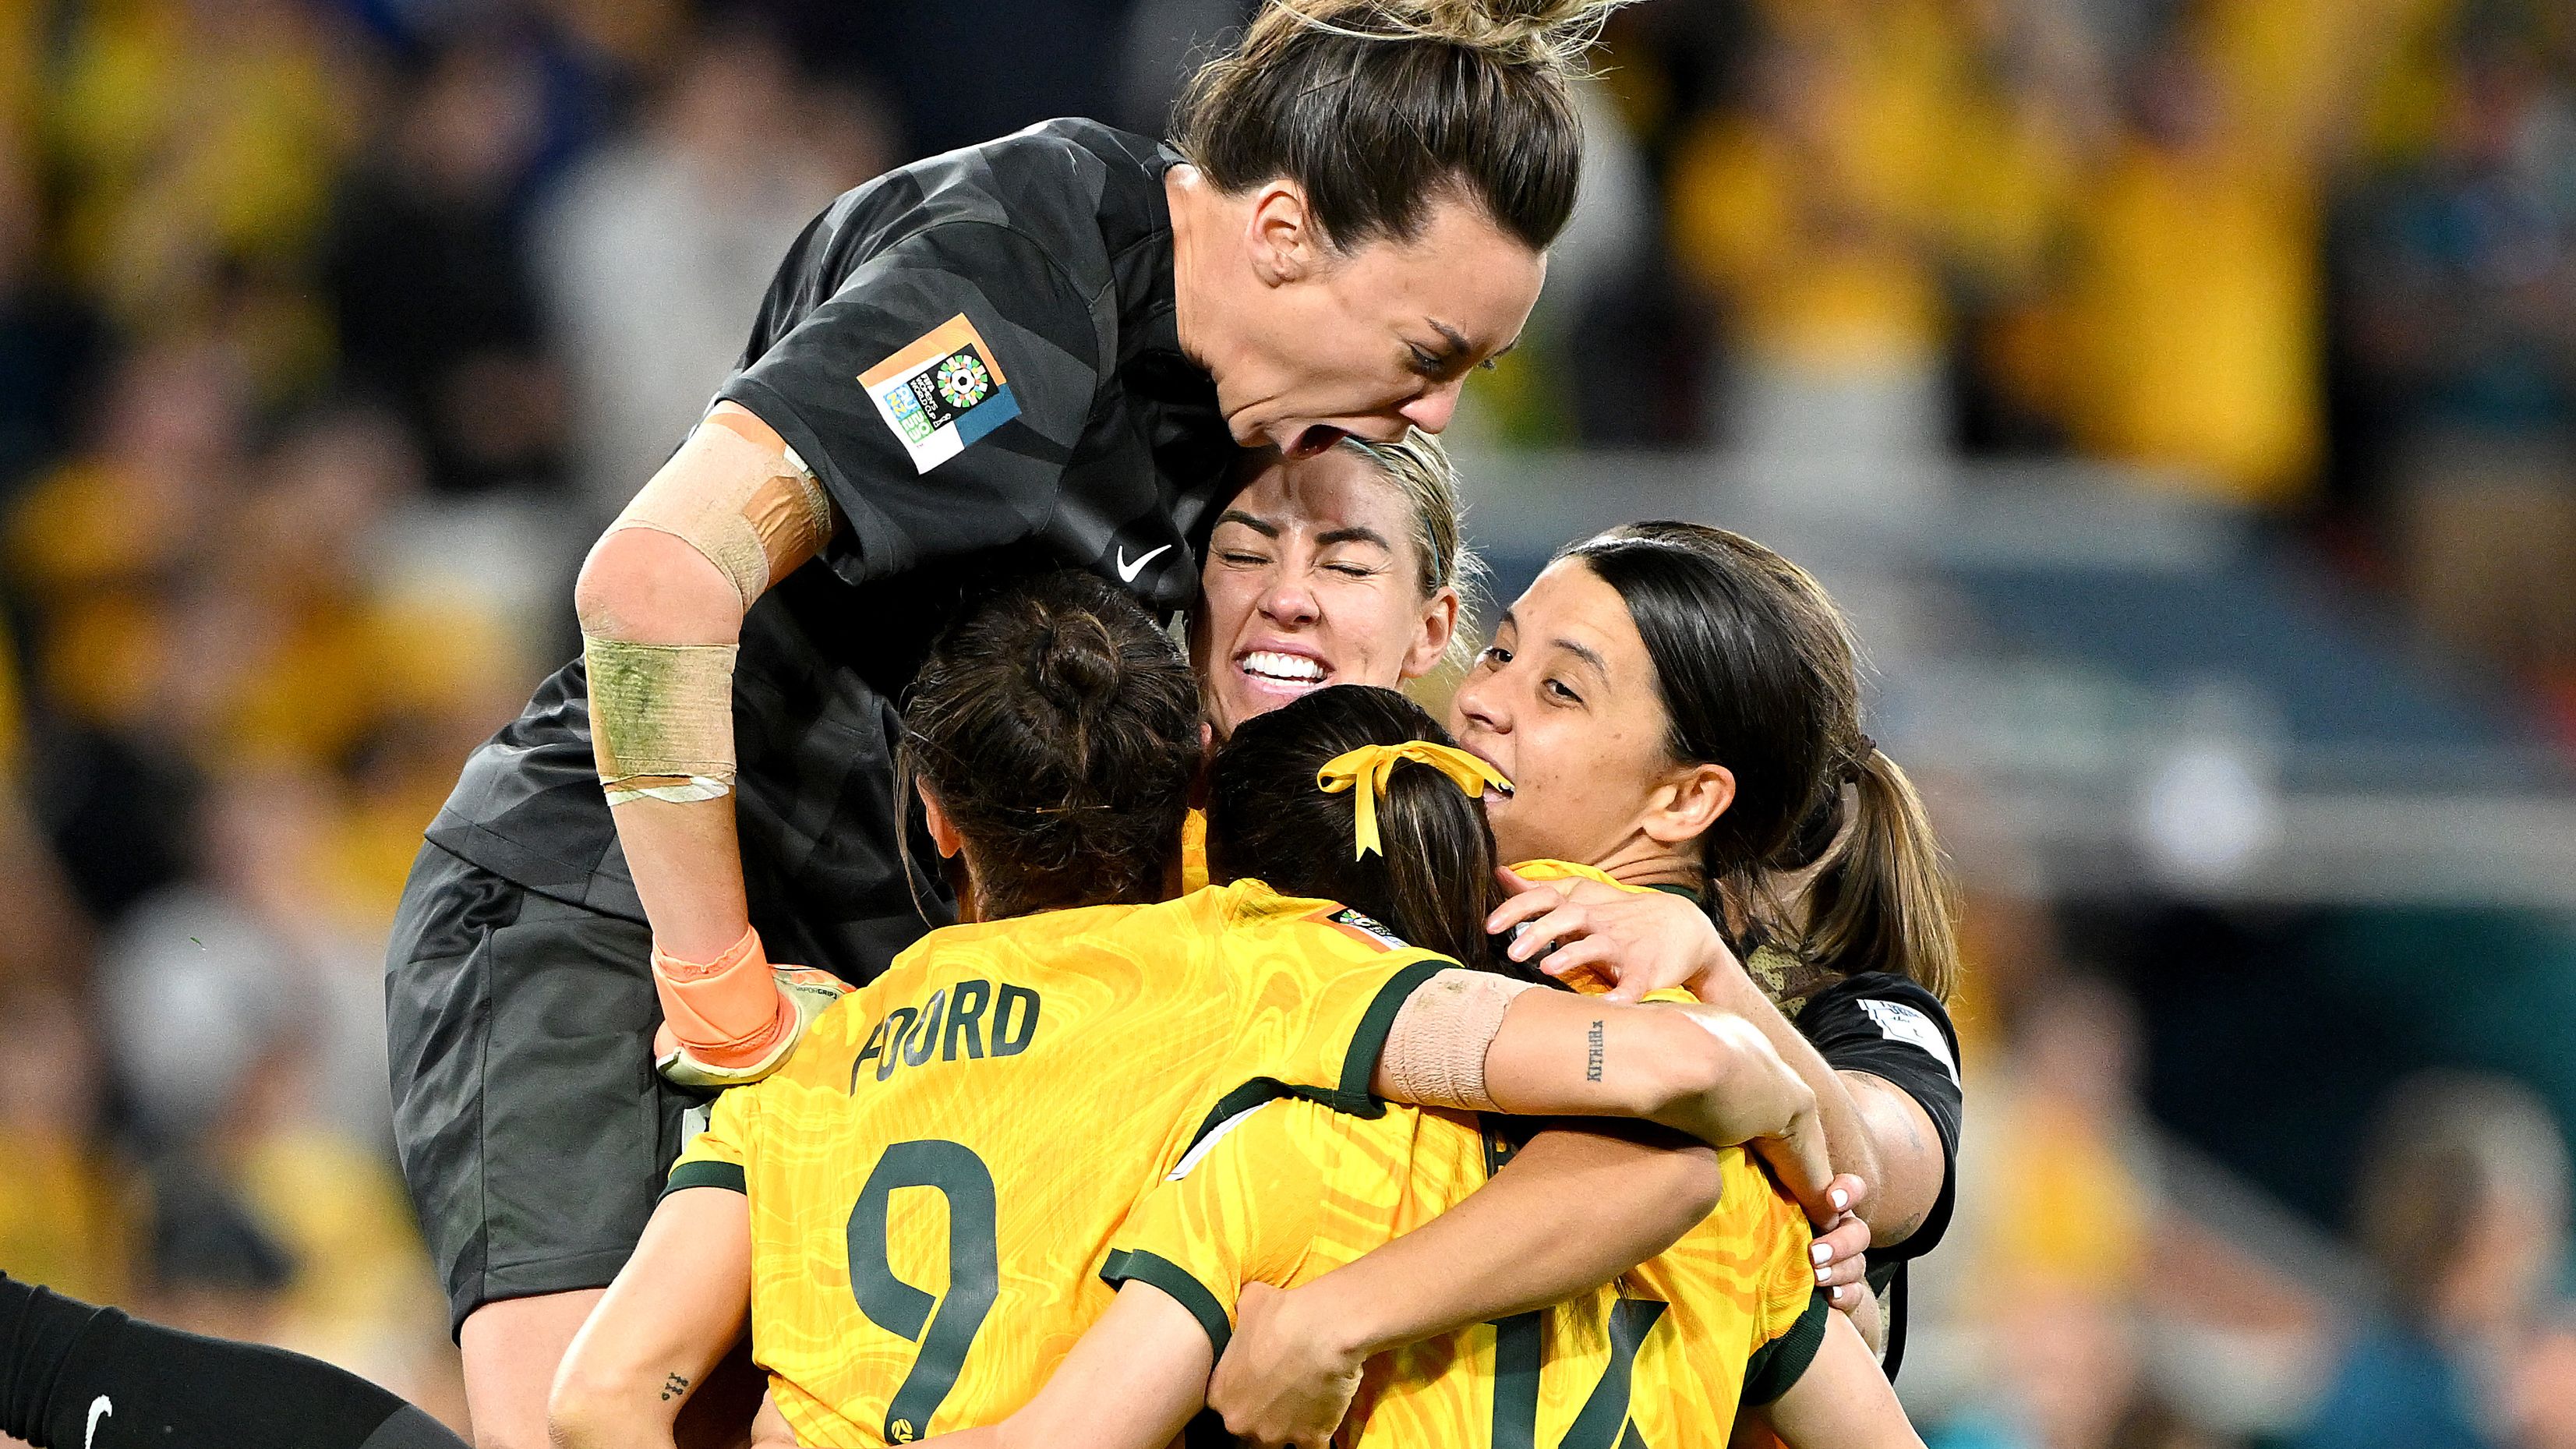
left=716, top=219, right=1106, bottom=588
left=1794, top=973, right=1963, bottom=1263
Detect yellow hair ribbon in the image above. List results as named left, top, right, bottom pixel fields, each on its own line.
left=1316, top=741, right=1514, bottom=860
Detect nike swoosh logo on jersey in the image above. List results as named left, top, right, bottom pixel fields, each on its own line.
left=1115, top=543, right=1172, bottom=584
left=87, top=1396, right=111, bottom=1449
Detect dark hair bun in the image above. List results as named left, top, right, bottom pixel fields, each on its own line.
left=1346, top=0, right=1625, bottom=71
left=901, top=571, right=1202, bottom=920
left=1034, top=617, right=1122, bottom=709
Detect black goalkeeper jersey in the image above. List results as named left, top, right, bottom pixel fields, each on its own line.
left=1790, top=971, right=1963, bottom=1379
left=424, top=119, right=1231, bottom=984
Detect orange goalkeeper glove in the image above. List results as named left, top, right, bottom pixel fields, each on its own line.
left=650, top=926, right=849, bottom=1089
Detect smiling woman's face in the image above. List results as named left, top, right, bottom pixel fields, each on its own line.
left=1447, top=558, right=1690, bottom=869
left=1191, top=446, right=1459, bottom=740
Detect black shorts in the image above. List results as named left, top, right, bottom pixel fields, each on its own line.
left=384, top=842, right=702, bottom=1336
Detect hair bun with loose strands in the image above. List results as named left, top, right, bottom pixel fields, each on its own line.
left=1267, top=0, right=1628, bottom=76
left=1174, top=0, right=1635, bottom=249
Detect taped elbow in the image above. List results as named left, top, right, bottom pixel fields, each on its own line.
left=572, top=527, right=655, bottom=637
left=576, top=522, right=749, bottom=808
left=575, top=525, right=748, bottom=641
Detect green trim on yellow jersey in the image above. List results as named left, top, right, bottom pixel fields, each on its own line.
left=1740, top=1288, right=1831, bottom=1405
left=1338, top=960, right=1449, bottom=1098
left=1178, top=958, right=1447, bottom=1151
left=663, top=1160, right=747, bottom=1198
left=1100, top=1249, right=1232, bottom=1356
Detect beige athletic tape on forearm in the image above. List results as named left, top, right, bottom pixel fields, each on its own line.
left=1380, top=969, right=1536, bottom=1112
left=584, top=634, right=740, bottom=805
left=610, top=419, right=834, bottom=609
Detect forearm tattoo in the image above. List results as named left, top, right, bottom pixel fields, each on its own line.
left=1586, top=1019, right=1605, bottom=1083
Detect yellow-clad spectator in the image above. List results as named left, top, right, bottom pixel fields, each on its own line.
left=216, top=1041, right=472, bottom=1408
left=4, top=338, right=249, bottom=733
left=1668, top=0, right=2114, bottom=489
left=9, top=388, right=526, bottom=880
left=2058, top=0, right=2421, bottom=505
left=0, top=992, right=132, bottom=1308
left=44, top=0, right=357, bottom=348
left=1670, top=0, right=1958, bottom=390
left=0, top=0, right=37, bottom=147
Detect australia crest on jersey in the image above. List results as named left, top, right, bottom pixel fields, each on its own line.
left=862, top=313, right=1022, bottom=474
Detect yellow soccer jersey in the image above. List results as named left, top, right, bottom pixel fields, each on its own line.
left=1181, top=807, right=1210, bottom=894
left=666, top=879, right=1449, bottom=1447
left=1509, top=858, right=1634, bottom=892
left=1107, top=1101, right=1827, bottom=1448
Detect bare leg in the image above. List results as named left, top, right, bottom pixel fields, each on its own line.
left=461, top=1292, right=603, bottom=1449
left=464, top=1293, right=757, bottom=1449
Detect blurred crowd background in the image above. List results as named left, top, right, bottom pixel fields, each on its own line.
left=3, top=0, right=2575, bottom=1445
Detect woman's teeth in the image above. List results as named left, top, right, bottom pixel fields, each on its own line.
left=1242, top=652, right=1325, bottom=684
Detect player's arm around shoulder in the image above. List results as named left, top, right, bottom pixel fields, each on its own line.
left=922, top=1283, right=1215, bottom=1449
left=1457, top=984, right=1834, bottom=1214
left=1202, top=1123, right=1726, bottom=1449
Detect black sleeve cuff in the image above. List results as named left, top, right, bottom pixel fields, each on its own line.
left=1740, top=1289, right=1831, bottom=1406
left=661, top=1160, right=748, bottom=1200
left=1101, top=1249, right=1232, bottom=1357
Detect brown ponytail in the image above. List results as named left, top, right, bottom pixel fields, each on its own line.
left=899, top=571, right=1203, bottom=921
left=1172, top=0, right=1633, bottom=250
left=1796, top=749, right=1960, bottom=1002
left=1563, top=523, right=1959, bottom=1002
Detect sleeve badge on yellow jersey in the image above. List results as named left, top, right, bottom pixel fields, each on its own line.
left=1319, top=906, right=1406, bottom=951
left=860, top=313, right=1021, bottom=474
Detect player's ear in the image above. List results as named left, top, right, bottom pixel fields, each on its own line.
left=1401, top=585, right=1461, bottom=680
left=1246, top=179, right=1320, bottom=286
left=1642, top=762, right=1734, bottom=847
left=917, top=782, right=965, bottom=859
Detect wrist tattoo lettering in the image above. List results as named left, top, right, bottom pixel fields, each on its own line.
left=1586, top=1019, right=1605, bottom=1082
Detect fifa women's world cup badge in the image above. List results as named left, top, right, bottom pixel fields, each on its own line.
left=862, top=314, right=1023, bottom=474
